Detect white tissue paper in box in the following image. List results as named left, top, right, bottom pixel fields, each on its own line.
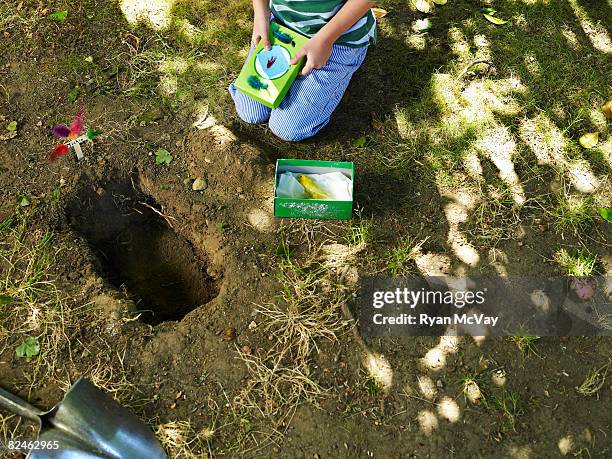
left=276, top=171, right=352, bottom=200
left=313, top=172, right=352, bottom=200
left=276, top=172, right=307, bottom=198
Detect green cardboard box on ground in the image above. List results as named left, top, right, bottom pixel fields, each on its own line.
left=274, top=159, right=354, bottom=219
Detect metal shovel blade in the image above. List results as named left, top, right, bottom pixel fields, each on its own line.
left=0, top=377, right=166, bottom=459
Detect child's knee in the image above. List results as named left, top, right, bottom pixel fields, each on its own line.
left=268, top=116, right=325, bottom=142
left=236, top=106, right=270, bottom=125
left=229, top=84, right=271, bottom=124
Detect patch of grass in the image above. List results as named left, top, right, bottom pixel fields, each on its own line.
left=576, top=360, right=610, bottom=397
left=386, top=236, right=428, bottom=276
left=554, top=248, right=597, bottom=277
left=345, top=213, right=372, bottom=248
left=551, top=193, right=596, bottom=234
left=483, top=388, right=523, bottom=432
left=365, top=375, right=381, bottom=397
left=509, top=335, right=540, bottom=357
left=234, top=253, right=349, bottom=443
left=0, top=204, right=132, bottom=403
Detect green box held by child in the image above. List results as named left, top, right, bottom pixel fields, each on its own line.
left=234, top=22, right=310, bottom=109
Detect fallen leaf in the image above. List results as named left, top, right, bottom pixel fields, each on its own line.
left=481, top=7, right=497, bottom=14
left=16, top=336, right=40, bottom=359
left=7, top=121, right=17, bottom=131
left=2, top=31, right=9, bottom=39
left=18, top=196, right=31, bottom=207
left=223, top=326, right=236, bottom=341
left=353, top=135, right=366, bottom=148
left=599, top=208, right=612, bottom=222
left=413, top=18, right=433, bottom=32
left=47, top=10, right=68, bottom=22
left=416, top=0, right=432, bottom=14
left=432, top=0, right=447, bottom=4
left=371, top=7, right=388, bottom=18
left=484, top=13, right=507, bottom=25
left=602, top=100, right=612, bottom=119
left=579, top=132, right=599, bottom=149
left=175, top=391, right=183, bottom=399
left=154, top=148, right=173, bottom=165
left=372, top=118, right=385, bottom=134
left=0, top=295, right=14, bottom=305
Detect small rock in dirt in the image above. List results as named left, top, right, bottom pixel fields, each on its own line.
left=436, top=379, right=444, bottom=389
left=223, top=326, right=236, bottom=341
left=192, top=177, right=207, bottom=191
left=241, top=345, right=252, bottom=355
left=248, top=320, right=257, bottom=330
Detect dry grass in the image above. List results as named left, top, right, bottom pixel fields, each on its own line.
left=156, top=419, right=215, bottom=458
left=576, top=360, right=610, bottom=397
left=0, top=205, right=138, bottom=439
left=230, top=231, right=356, bottom=451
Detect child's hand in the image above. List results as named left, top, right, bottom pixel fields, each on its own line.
left=252, top=14, right=271, bottom=50
left=290, top=35, right=333, bottom=76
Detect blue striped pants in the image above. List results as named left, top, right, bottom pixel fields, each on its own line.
left=229, top=44, right=369, bottom=141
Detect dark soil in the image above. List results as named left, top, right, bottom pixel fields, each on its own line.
left=67, top=175, right=220, bottom=324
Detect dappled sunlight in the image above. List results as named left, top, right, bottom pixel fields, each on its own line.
left=363, top=351, right=394, bottom=393
left=519, top=115, right=565, bottom=166
left=460, top=77, right=526, bottom=121
left=120, top=0, right=176, bottom=29
left=487, top=248, right=509, bottom=276
left=519, top=114, right=603, bottom=193
left=491, top=369, right=507, bottom=387
left=415, top=252, right=452, bottom=276
left=558, top=435, right=574, bottom=455
left=430, top=73, right=526, bottom=142
left=475, top=126, right=526, bottom=205
left=507, top=445, right=534, bottom=458
left=405, top=32, right=427, bottom=51
left=417, top=375, right=438, bottom=400
left=568, top=0, right=612, bottom=54
left=448, top=27, right=470, bottom=60
left=420, top=346, right=447, bottom=371
left=437, top=397, right=460, bottom=423
left=522, top=53, right=541, bottom=76
left=417, top=410, right=439, bottom=436
left=566, top=160, right=600, bottom=193
left=463, top=149, right=483, bottom=181
left=441, top=188, right=480, bottom=266
left=394, top=108, right=417, bottom=140
left=419, top=336, right=461, bottom=371
left=176, top=18, right=204, bottom=41
left=470, top=335, right=487, bottom=346
left=529, top=289, right=551, bottom=313
left=561, top=26, right=581, bottom=50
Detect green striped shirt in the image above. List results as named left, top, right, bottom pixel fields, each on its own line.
left=271, top=1, right=376, bottom=48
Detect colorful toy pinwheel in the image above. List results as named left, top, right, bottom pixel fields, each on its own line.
left=50, top=107, right=100, bottom=161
